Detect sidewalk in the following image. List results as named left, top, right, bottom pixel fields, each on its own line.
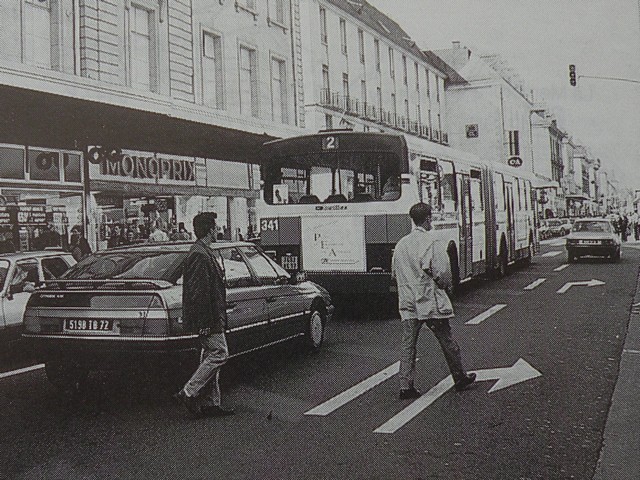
left=593, top=266, right=640, bottom=480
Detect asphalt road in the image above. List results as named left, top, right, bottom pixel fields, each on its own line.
left=0, top=239, right=637, bottom=479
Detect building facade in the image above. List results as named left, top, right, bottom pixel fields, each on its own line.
left=299, top=0, right=449, bottom=144
left=0, top=0, right=304, bottom=251
left=531, top=112, right=566, bottom=218
left=433, top=44, right=535, bottom=175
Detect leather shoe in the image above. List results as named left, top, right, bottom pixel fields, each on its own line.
left=454, top=372, right=477, bottom=392
left=173, top=390, right=199, bottom=415
left=399, top=386, right=422, bottom=400
left=200, top=404, right=235, bottom=417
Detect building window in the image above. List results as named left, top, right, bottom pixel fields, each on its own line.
left=435, top=76, right=440, bottom=103
left=425, top=68, right=430, bottom=97
left=509, top=130, right=520, bottom=156
left=377, top=87, right=382, bottom=117
left=404, top=99, right=410, bottom=122
left=23, top=0, right=53, bottom=68
left=271, top=0, right=285, bottom=24
left=342, top=73, right=349, bottom=99
left=416, top=104, right=421, bottom=125
left=390, top=93, right=396, bottom=122
left=358, top=29, right=365, bottom=64
left=374, top=39, right=380, bottom=72
left=360, top=80, right=367, bottom=105
left=202, top=32, right=224, bottom=109
left=415, top=62, right=420, bottom=92
left=322, top=64, right=330, bottom=96
left=239, top=46, right=258, bottom=117
left=427, top=109, right=432, bottom=131
left=340, top=18, right=347, bottom=55
left=319, top=7, right=327, bottom=44
left=325, top=114, right=333, bottom=129
left=437, top=113, right=442, bottom=136
left=129, top=5, right=157, bottom=92
left=388, top=47, right=394, bottom=78
left=402, top=55, right=408, bottom=85
left=271, top=57, right=287, bottom=123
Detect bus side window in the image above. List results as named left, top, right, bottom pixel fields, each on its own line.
left=494, top=174, right=505, bottom=211
left=439, top=160, right=456, bottom=212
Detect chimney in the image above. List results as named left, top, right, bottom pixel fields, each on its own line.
left=452, top=41, right=461, bottom=49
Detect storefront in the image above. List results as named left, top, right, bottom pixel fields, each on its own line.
left=87, top=148, right=259, bottom=250
left=0, top=143, right=84, bottom=252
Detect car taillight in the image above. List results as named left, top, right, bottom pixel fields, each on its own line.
left=168, top=308, right=186, bottom=335
left=142, top=308, right=170, bottom=336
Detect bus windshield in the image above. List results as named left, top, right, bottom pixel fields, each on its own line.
left=262, top=151, right=402, bottom=205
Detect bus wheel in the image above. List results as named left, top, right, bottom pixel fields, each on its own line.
left=496, top=249, right=508, bottom=278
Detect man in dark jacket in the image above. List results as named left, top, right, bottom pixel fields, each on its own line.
left=174, top=212, right=234, bottom=417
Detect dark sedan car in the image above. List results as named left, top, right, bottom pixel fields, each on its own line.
left=22, top=241, right=333, bottom=391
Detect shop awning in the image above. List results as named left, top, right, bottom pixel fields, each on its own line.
left=90, top=180, right=259, bottom=199
left=565, top=194, right=591, bottom=201
left=0, top=85, right=276, bottom=164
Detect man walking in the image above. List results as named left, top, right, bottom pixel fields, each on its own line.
left=174, top=212, right=235, bottom=417
left=392, top=203, right=476, bottom=399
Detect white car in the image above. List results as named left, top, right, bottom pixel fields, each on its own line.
left=0, top=250, right=75, bottom=350
left=565, top=218, right=621, bottom=262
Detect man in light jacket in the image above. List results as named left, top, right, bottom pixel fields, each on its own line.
left=392, top=202, right=476, bottom=399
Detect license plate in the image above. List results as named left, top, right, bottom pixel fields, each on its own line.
left=579, top=240, right=600, bottom=245
left=64, top=319, right=113, bottom=331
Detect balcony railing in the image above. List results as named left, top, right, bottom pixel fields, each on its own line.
left=319, top=89, right=448, bottom=144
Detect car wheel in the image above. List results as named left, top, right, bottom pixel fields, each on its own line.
left=305, top=307, right=325, bottom=351
left=612, top=248, right=621, bottom=263
left=567, top=249, right=576, bottom=263
left=45, top=361, right=89, bottom=394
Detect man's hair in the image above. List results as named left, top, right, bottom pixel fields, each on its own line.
left=193, top=212, right=217, bottom=239
left=409, top=202, right=432, bottom=225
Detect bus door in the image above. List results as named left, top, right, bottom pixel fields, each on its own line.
left=458, top=174, right=473, bottom=279
left=504, top=182, right=516, bottom=257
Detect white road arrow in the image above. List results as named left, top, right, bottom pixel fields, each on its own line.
left=556, top=279, right=605, bottom=294
left=374, top=358, right=542, bottom=434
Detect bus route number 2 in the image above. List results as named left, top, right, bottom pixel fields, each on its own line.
left=261, top=218, right=279, bottom=232
left=322, top=136, right=339, bottom=150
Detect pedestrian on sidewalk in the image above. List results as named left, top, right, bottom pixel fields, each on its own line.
left=391, top=203, right=476, bottom=400
left=174, top=212, right=235, bottom=417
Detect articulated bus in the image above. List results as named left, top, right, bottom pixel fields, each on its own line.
left=258, top=130, right=538, bottom=297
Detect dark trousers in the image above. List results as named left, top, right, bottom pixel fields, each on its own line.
left=400, top=318, right=465, bottom=389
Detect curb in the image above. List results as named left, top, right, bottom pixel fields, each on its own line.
left=593, top=266, right=640, bottom=480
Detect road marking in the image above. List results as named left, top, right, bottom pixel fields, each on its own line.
left=374, top=359, right=542, bottom=434
left=554, top=264, right=569, bottom=272
left=465, top=304, right=507, bottom=325
left=541, top=251, right=562, bottom=258
left=0, top=364, right=45, bottom=380
left=523, top=278, right=546, bottom=290
left=304, top=362, right=400, bottom=416
left=624, top=349, right=640, bottom=355
left=557, top=279, right=605, bottom=294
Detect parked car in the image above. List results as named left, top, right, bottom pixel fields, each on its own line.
left=0, top=250, right=75, bottom=349
left=565, top=218, right=621, bottom=262
left=22, top=241, right=334, bottom=391
left=547, top=218, right=572, bottom=237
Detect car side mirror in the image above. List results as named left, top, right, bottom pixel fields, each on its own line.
left=23, top=282, right=36, bottom=293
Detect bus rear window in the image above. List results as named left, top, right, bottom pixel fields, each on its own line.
left=261, top=152, right=401, bottom=205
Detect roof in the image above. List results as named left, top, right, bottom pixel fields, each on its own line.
left=324, top=0, right=444, bottom=73
left=0, top=250, right=73, bottom=262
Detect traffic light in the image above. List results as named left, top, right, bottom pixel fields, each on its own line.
left=569, top=64, right=577, bottom=86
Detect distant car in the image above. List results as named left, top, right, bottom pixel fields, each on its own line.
left=565, top=218, right=621, bottom=262
left=0, top=250, right=75, bottom=348
left=22, top=241, right=334, bottom=392
left=547, top=218, right=572, bottom=237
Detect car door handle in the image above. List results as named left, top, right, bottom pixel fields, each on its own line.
left=266, top=297, right=278, bottom=303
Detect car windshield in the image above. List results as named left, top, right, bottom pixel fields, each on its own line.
left=0, top=259, right=10, bottom=290
left=548, top=220, right=562, bottom=227
left=572, top=221, right=612, bottom=233
left=61, top=251, right=188, bottom=283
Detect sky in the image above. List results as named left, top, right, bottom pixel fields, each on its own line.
left=367, top=0, right=640, bottom=190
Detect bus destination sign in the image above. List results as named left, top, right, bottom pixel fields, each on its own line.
left=322, top=136, right=339, bottom=150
